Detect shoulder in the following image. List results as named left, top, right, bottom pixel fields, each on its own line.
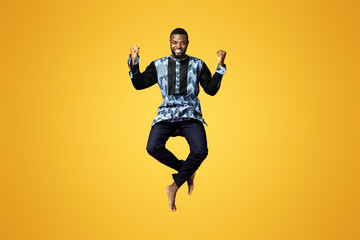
left=153, top=56, right=169, bottom=63
left=151, top=56, right=169, bottom=68
left=188, top=56, right=206, bottom=70
left=188, top=56, right=203, bottom=63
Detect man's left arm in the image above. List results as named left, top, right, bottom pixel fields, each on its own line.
left=199, top=50, right=227, bottom=96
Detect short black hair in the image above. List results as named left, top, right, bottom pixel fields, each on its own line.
left=170, top=28, right=188, bottom=40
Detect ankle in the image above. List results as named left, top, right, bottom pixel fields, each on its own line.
left=170, top=182, right=179, bottom=191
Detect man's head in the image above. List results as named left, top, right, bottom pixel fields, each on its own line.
left=170, top=28, right=189, bottom=59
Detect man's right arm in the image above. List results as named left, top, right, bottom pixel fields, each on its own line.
left=127, top=47, right=157, bottom=90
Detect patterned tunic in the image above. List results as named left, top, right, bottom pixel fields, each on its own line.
left=127, top=54, right=227, bottom=127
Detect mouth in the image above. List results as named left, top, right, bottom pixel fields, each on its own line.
left=174, top=49, right=182, bottom=54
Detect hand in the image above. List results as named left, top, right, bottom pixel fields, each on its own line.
left=130, top=45, right=140, bottom=65
left=217, top=49, right=226, bottom=66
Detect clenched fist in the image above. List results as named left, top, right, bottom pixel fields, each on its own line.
left=217, top=50, right=227, bottom=66
left=130, top=45, right=140, bottom=66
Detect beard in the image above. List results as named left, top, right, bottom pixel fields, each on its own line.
left=171, top=48, right=187, bottom=59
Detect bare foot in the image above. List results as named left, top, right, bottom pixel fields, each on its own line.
left=166, top=182, right=179, bottom=212
left=187, top=171, right=196, bottom=195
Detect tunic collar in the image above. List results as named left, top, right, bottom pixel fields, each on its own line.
left=169, top=55, right=189, bottom=61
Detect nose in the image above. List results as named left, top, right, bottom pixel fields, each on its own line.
left=176, top=43, right=181, bottom=48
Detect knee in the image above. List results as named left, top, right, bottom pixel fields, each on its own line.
left=191, top=148, right=208, bottom=160
left=146, top=143, right=162, bottom=156
left=146, top=144, right=155, bottom=155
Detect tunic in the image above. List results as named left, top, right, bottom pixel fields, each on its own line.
left=127, top=54, right=227, bottom=127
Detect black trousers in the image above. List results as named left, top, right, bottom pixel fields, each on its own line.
left=146, top=119, right=208, bottom=188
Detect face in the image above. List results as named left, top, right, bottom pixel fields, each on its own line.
left=170, top=34, right=189, bottom=59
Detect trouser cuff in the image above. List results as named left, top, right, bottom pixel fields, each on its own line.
left=172, top=173, right=183, bottom=188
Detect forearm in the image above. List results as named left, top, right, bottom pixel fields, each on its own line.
left=127, top=54, right=156, bottom=90
left=200, top=63, right=227, bottom=96
left=130, top=64, right=149, bottom=90
left=203, top=74, right=222, bottom=95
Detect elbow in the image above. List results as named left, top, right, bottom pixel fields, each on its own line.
left=133, top=83, right=141, bottom=90
left=205, top=89, right=219, bottom=96
left=133, top=85, right=143, bottom=90
left=131, top=80, right=143, bottom=90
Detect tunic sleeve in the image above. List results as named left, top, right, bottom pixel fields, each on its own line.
left=198, top=61, right=227, bottom=96
left=127, top=54, right=158, bottom=90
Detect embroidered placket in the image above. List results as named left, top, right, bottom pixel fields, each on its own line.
left=175, top=59, right=181, bottom=94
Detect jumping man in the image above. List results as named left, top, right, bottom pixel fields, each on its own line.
left=127, top=28, right=227, bottom=212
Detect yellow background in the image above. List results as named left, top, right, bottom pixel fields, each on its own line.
left=1, top=0, right=359, bottom=239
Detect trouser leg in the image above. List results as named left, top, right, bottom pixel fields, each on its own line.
left=146, top=121, right=184, bottom=171
left=172, top=120, right=208, bottom=188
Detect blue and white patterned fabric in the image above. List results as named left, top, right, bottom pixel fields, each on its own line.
left=127, top=54, right=227, bottom=127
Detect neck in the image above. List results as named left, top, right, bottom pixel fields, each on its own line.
left=171, top=54, right=188, bottom=60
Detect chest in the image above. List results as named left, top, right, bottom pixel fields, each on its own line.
left=154, top=56, right=202, bottom=97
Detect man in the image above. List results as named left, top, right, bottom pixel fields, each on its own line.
left=127, top=28, right=227, bottom=212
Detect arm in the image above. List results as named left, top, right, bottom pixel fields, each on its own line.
left=199, top=63, right=227, bottom=96
left=127, top=45, right=157, bottom=90
left=199, top=49, right=227, bottom=96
